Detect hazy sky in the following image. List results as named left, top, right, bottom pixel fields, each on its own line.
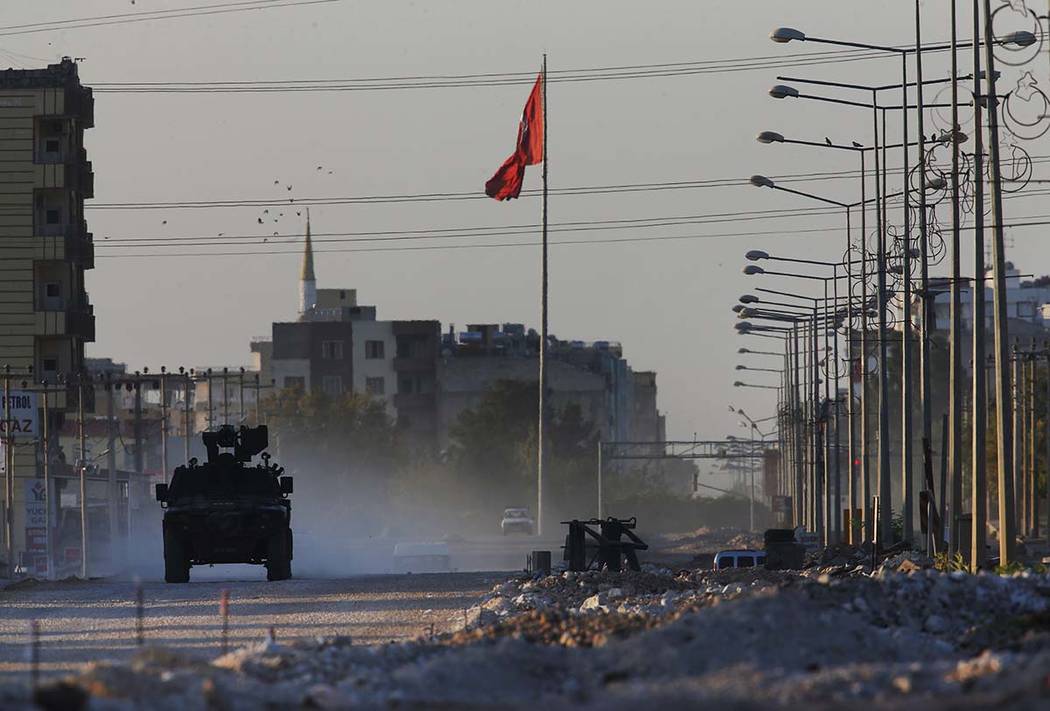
left=5, top=1, right=1048, bottom=440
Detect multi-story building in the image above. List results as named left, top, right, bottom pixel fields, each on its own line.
left=253, top=221, right=441, bottom=445
left=435, top=324, right=664, bottom=448
left=0, top=59, right=94, bottom=573
left=0, top=58, right=94, bottom=389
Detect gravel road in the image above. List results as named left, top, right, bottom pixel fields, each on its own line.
left=0, top=571, right=502, bottom=682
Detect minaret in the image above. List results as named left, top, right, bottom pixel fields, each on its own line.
left=298, top=209, right=317, bottom=317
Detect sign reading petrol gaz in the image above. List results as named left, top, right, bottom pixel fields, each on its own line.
left=0, top=391, right=38, bottom=439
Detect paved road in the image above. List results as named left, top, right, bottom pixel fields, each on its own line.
left=0, top=571, right=502, bottom=681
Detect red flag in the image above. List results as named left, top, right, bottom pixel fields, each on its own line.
left=485, top=73, right=544, bottom=201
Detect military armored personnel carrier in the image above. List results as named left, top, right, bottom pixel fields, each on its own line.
left=155, top=425, right=293, bottom=583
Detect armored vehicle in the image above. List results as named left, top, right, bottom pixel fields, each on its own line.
left=155, top=425, right=293, bottom=583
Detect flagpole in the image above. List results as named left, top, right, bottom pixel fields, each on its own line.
left=537, top=53, right=548, bottom=537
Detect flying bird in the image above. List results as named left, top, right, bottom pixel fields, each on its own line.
left=316, top=166, right=323, bottom=171
left=273, top=179, right=279, bottom=185
left=257, top=218, right=263, bottom=224
left=286, top=185, right=292, bottom=191
left=263, top=209, right=269, bottom=214
left=161, top=220, right=167, bottom=224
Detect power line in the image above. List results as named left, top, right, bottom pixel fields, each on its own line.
left=0, top=0, right=341, bottom=38
left=92, top=213, right=1050, bottom=260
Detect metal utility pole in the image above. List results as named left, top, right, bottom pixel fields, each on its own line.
left=793, top=324, right=804, bottom=528
left=41, top=382, right=51, bottom=580
left=222, top=367, right=229, bottom=426
left=2, top=365, right=12, bottom=580
left=970, top=0, right=989, bottom=571
left=254, top=374, right=261, bottom=424
left=1044, top=344, right=1049, bottom=540
left=182, top=369, right=191, bottom=463
left=78, top=374, right=88, bottom=579
left=1027, top=347, right=1036, bottom=536
left=131, top=373, right=143, bottom=545
left=160, top=368, right=168, bottom=482
left=948, top=0, right=964, bottom=556
left=206, top=369, right=214, bottom=432
left=873, top=98, right=893, bottom=547
left=238, top=367, right=246, bottom=424
left=914, top=0, right=934, bottom=544
left=596, top=440, right=603, bottom=519
left=749, top=424, right=757, bottom=532
left=982, top=0, right=1017, bottom=565
left=106, top=375, right=118, bottom=567
left=900, top=51, right=915, bottom=545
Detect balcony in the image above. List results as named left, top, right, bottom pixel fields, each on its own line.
left=393, top=355, right=436, bottom=373
left=35, top=302, right=95, bottom=342
left=34, top=228, right=93, bottom=267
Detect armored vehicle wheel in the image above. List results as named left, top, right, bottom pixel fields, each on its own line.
left=266, top=529, right=292, bottom=581
left=164, top=531, right=190, bottom=583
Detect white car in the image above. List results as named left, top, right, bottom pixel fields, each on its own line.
left=500, top=507, right=535, bottom=535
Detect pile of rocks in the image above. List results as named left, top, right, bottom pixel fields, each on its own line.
left=6, top=564, right=1050, bottom=709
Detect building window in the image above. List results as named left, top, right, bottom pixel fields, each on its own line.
left=284, top=376, right=305, bottom=390
left=365, top=377, right=385, bottom=396
left=365, top=340, right=385, bottom=359
left=321, top=340, right=344, bottom=360
left=42, top=358, right=57, bottom=373
left=44, top=138, right=60, bottom=155
left=45, top=209, right=60, bottom=225
left=322, top=375, right=343, bottom=397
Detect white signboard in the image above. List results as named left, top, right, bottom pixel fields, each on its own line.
left=0, top=391, right=38, bottom=439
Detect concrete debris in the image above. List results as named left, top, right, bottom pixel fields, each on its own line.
left=2, top=564, right=1048, bottom=709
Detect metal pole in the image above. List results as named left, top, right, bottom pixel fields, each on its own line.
left=970, top=0, right=988, bottom=571
left=900, top=51, right=915, bottom=544
left=239, top=368, right=245, bottom=424
left=78, top=374, right=88, bottom=579
left=160, top=369, right=168, bottom=483
left=845, top=215, right=856, bottom=543
left=183, top=373, right=191, bottom=464
left=596, top=440, right=603, bottom=519
left=1012, top=345, right=1021, bottom=535
left=859, top=153, right=870, bottom=542
left=2, top=366, right=12, bottom=580
left=818, top=283, right=827, bottom=541
left=812, top=306, right=822, bottom=536
left=254, top=374, right=261, bottom=424
left=1044, top=345, right=1049, bottom=540
left=948, top=0, right=964, bottom=555
left=834, top=263, right=843, bottom=544
left=206, top=369, right=213, bottom=432
left=915, top=0, right=934, bottom=543
left=222, top=367, right=229, bottom=426
left=793, top=323, right=804, bottom=528
left=131, top=374, right=142, bottom=548
left=106, top=375, right=118, bottom=568
left=1027, top=346, right=1036, bottom=536
left=874, top=98, right=893, bottom=545
left=982, top=0, right=1017, bottom=565
left=537, top=54, right=548, bottom=537
left=749, top=424, right=756, bottom=532
left=41, top=383, right=50, bottom=580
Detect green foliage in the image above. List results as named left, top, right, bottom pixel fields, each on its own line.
left=934, top=551, right=969, bottom=573
left=995, top=560, right=1027, bottom=576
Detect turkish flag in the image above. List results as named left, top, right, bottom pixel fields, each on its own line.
left=485, top=73, right=544, bottom=201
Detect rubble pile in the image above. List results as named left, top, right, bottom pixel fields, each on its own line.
left=4, top=564, right=1050, bottom=709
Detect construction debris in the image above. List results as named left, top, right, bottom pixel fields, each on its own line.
left=3, top=561, right=1048, bottom=709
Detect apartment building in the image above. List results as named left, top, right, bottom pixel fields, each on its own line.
left=0, top=58, right=94, bottom=389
